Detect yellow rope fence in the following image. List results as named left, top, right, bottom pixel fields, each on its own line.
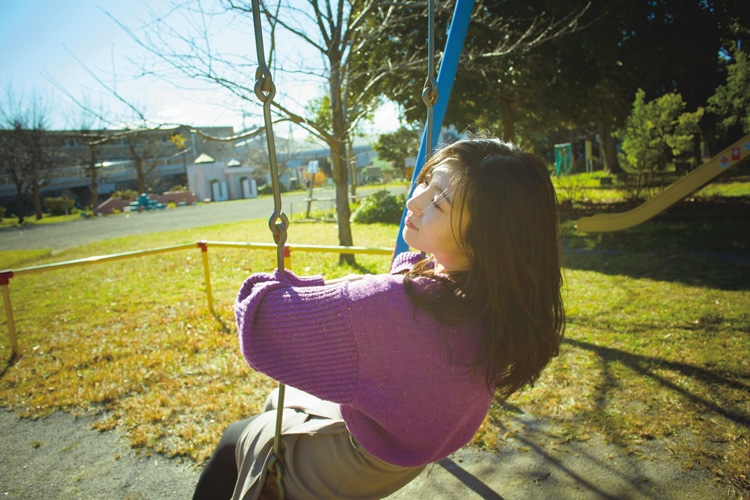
left=0, top=241, right=392, bottom=356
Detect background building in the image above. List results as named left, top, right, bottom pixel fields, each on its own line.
left=0, top=125, right=235, bottom=213
left=0, top=125, right=379, bottom=215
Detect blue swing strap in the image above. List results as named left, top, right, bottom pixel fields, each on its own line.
left=393, top=0, right=475, bottom=260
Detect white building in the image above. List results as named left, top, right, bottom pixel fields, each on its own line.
left=186, top=154, right=258, bottom=202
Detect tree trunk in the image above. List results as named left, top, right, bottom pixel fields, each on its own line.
left=692, top=133, right=702, bottom=168
left=330, top=137, right=354, bottom=265
left=329, top=51, right=356, bottom=266
left=348, top=140, right=357, bottom=197
left=15, top=185, right=25, bottom=224
left=135, top=158, right=146, bottom=194
left=500, top=97, right=517, bottom=143
left=598, top=124, right=622, bottom=174
left=568, top=130, right=577, bottom=174
left=334, top=165, right=354, bottom=265
left=91, top=166, right=100, bottom=209
left=32, top=177, right=43, bottom=220
left=89, top=145, right=100, bottom=208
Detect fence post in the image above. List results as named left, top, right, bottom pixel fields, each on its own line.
left=284, top=245, right=291, bottom=270
left=0, top=271, right=18, bottom=357
left=197, top=242, right=214, bottom=313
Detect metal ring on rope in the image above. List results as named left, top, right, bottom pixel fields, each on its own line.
left=254, top=68, right=276, bottom=103
left=250, top=0, right=288, bottom=498
left=422, top=78, right=439, bottom=106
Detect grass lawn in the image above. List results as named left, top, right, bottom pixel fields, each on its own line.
left=0, top=212, right=85, bottom=229
left=0, top=192, right=749, bottom=496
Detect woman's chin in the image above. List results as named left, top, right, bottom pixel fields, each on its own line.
left=402, top=228, right=417, bottom=249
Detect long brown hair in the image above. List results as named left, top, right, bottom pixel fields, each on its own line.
left=403, top=137, right=565, bottom=401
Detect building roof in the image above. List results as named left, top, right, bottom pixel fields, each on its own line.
left=194, top=153, right=216, bottom=164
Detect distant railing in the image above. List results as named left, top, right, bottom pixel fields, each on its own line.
left=0, top=241, right=393, bottom=356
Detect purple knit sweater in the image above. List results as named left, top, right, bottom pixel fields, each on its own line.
left=234, top=252, right=493, bottom=467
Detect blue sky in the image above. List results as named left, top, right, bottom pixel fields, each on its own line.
left=0, top=0, right=398, bottom=134
left=0, top=1, right=203, bottom=127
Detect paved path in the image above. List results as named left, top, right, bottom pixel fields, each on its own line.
left=0, top=186, right=405, bottom=252
left=0, top=408, right=726, bottom=500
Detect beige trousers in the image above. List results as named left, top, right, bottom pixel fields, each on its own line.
left=231, top=387, right=425, bottom=500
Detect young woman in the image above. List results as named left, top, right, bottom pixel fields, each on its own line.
left=193, top=137, right=565, bottom=500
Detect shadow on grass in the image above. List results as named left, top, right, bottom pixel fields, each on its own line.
left=347, top=261, right=379, bottom=275
left=508, top=433, right=627, bottom=500
left=0, top=351, right=19, bottom=378
left=565, top=338, right=750, bottom=428
left=491, top=405, right=660, bottom=499
left=562, top=197, right=750, bottom=290
left=563, top=248, right=750, bottom=291
left=211, top=311, right=232, bottom=334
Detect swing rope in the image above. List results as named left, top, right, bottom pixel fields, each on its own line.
left=422, top=0, right=438, bottom=162
left=250, top=0, right=288, bottom=497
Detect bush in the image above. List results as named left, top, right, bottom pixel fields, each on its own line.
left=555, top=174, right=587, bottom=204
left=44, top=196, right=77, bottom=216
left=351, top=190, right=405, bottom=224
left=257, top=184, right=289, bottom=195
left=0, top=205, right=5, bottom=221
left=615, top=89, right=703, bottom=201
left=113, top=189, right=138, bottom=200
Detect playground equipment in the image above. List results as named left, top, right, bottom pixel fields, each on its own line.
left=127, top=193, right=166, bottom=212
left=554, top=143, right=573, bottom=176
left=577, top=132, right=750, bottom=233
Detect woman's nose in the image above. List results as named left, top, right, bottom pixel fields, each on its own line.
left=406, top=186, right=428, bottom=215
left=406, top=195, right=418, bottom=213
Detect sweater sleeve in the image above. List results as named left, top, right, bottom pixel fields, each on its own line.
left=389, top=251, right=422, bottom=274
left=234, top=269, right=358, bottom=404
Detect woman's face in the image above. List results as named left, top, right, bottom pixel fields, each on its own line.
left=403, top=161, right=470, bottom=273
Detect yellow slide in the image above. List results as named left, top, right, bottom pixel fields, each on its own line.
left=577, top=133, right=750, bottom=233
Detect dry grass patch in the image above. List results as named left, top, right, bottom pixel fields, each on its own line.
left=0, top=220, right=394, bottom=462
left=1, top=216, right=749, bottom=496
left=474, top=254, right=750, bottom=497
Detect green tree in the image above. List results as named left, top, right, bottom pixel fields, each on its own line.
left=369, top=0, right=589, bottom=143
left=374, top=127, right=420, bottom=177
left=405, top=0, right=746, bottom=172
left=540, top=0, right=748, bottom=166
left=616, top=89, right=703, bottom=199
left=708, top=49, right=750, bottom=136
